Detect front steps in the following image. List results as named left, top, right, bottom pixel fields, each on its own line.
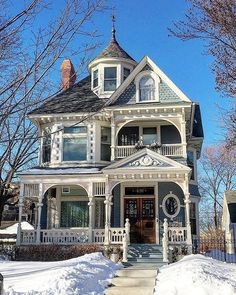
left=105, top=244, right=165, bottom=295
left=127, top=244, right=166, bottom=267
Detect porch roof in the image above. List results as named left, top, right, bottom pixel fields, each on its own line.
left=18, top=166, right=103, bottom=176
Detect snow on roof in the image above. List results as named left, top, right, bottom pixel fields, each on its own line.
left=0, top=222, right=34, bottom=235
left=154, top=254, right=236, bottom=295
left=19, top=167, right=102, bottom=175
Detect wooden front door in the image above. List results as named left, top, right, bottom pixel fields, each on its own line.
left=124, top=198, right=155, bottom=244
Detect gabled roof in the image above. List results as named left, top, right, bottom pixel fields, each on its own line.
left=103, top=148, right=191, bottom=173
left=28, top=76, right=105, bottom=115
left=108, top=56, right=192, bottom=107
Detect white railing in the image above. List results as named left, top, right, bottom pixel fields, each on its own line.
left=20, top=220, right=130, bottom=246
left=21, top=230, right=36, bottom=244
left=168, top=227, right=188, bottom=244
left=41, top=228, right=89, bottom=244
left=115, top=144, right=184, bottom=159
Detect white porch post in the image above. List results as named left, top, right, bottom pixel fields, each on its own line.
left=184, top=192, right=192, bottom=253
left=88, top=196, right=94, bottom=243
left=36, top=184, right=43, bottom=244
left=111, top=121, right=116, bottom=161
left=16, top=186, right=24, bottom=246
left=104, top=194, right=112, bottom=246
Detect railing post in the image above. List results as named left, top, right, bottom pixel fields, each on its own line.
left=16, top=195, right=24, bottom=246
left=88, top=196, right=94, bottom=243
left=104, top=194, right=112, bottom=246
left=162, top=218, right=169, bottom=263
left=111, top=121, right=116, bottom=161
left=184, top=193, right=192, bottom=254
left=122, top=233, right=128, bottom=263
left=125, top=218, right=130, bottom=245
left=36, top=194, right=43, bottom=245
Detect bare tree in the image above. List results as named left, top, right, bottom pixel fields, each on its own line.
left=0, top=0, right=105, bottom=224
left=199, top=145, right=236, bottom=230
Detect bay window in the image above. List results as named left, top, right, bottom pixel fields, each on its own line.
left=63, top=126, right=87, bottom=161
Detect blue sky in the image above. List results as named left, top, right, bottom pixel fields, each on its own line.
left=14, top=0, right=233, bottom=145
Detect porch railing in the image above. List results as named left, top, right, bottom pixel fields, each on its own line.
left=115, top=144, right=184, bottom=159
left=20, top=225, right=129, bottom=246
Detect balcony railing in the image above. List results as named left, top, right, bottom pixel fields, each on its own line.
left=115, top=143, right=184, bottom=159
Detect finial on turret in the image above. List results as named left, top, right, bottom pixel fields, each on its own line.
left=111, top=9, right=116, bottom=41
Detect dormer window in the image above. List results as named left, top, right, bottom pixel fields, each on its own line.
left=139, top=76, right=155, bottom=101
left=93, top=69, right=98, bottom=88
left=104, top=67, right=117, bottom=91
left=123, top=67, right=130, bottom=81
left=135, top=70, right=160, bottom=103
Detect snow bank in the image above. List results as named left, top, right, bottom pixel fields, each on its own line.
left=154, top=254, right=236, bottom=295
left=0, top=252, right=121, bottom=294
left=0, top=222, right=34, bottom=235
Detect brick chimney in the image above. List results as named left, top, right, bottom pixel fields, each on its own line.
left=60, top=59, right=76, bottom=90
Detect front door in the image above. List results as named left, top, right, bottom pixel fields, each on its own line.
left=124, top=198, right=155, bottom=243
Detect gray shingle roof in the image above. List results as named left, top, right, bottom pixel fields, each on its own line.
left=94, top=35, right=135, bottom=62
left=29, top=76, right=105, bottom=115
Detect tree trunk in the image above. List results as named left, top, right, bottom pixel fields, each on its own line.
left=214, top=197, right=218, bottom=230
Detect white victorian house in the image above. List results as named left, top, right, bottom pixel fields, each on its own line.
left=17, top=25, right=203, bottom=260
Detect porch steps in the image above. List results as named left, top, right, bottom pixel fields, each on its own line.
left=127, top=244, right=165, bottom=266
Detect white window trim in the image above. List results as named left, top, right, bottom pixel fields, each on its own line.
left=92, top=67, right=99, bottom=90
left=162, top=192, right=180, bottom=219
left=135, top=70, right=160, bottom=103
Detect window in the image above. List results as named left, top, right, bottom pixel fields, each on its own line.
left=187, top=150, right=195, bottom=180
left=118, top=127, right=139, bottom=146
left=104, top=67, right=117, bottom=91
left=139, top=76, right=155, bottom=101
left=143, top=127, right=157, bottom=145
left=190, top=202, right=197, bottom=235
left=93, top=69, right=98, bottom=88
left=162, top=192, right=180, bottom=219
left=123, top=67, right=130, bottom=81
left=63, top=126, right=87, bottom=161
left=101, top=127, right=111, bottom=161
left=60, top=201, right=89, bottom=227
left=42, top=129, right=51, bottom=163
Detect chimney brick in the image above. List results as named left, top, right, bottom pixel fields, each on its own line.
left=61, top=59, right=76, bottom=90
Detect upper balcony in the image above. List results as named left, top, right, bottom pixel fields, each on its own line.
left=111, top=121, right=186, bottom=160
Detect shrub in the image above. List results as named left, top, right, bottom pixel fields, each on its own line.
left=16, top=244, right=103, bottom=261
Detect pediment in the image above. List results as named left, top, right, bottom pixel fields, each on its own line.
left=103, top=148, right=190, bottom=172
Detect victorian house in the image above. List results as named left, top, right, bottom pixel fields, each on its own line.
left=17, top=24, right=203, bottom=258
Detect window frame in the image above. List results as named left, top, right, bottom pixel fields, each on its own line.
left=100, top=126, right=111, bottom=162
left=92, top=68, right=98, bottom=89
left=104, top=66, right=117, bottom=92
left=62, top=125, right=88, bottom=162
left=42, top=128, right=51, bottom=164
left=162, top=192, right=181, bottom=219
left=135, top=70, right=160, bottom=103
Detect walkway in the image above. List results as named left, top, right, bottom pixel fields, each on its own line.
left=104, top=263, right=157, bottom=295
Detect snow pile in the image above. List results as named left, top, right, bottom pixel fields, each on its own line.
left=0, top=222, right=34, bottom=235
left=154, top=254, right=236, bottom=295
left=0, top=252, right=121, bottom=295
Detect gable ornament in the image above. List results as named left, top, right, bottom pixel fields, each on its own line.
left=129, top=155, right=161, bottom=167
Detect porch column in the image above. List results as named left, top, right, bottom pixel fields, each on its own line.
left=111, top=122, right=116, bottom=161
left=104, top=194, right=113, bottom=246
left=16, top=195, right=24, bottom=246
left=181, top=110, right=187, bottom=158
left=184, top=192, right=192, bottom=252
left=36, top=184, right=43, bottom=244
left=88, top=196, right=94, bottom=243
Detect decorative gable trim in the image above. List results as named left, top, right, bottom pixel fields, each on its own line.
left=108, top=56, right=192, bottom=106
left=103, top=148, right=191, bottom=171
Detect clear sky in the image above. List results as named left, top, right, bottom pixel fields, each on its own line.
left=14, top=0, right=233, bottom=145
left=91, top=0, right=232, bottom=146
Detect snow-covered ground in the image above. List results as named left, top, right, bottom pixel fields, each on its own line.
left=0, top=222, right=34, bottom=235
left=154, top=254, right=236, bottom=295
left=0, top=252, right=120, bottom=295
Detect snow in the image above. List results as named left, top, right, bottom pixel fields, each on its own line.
left=0, top=252, right=120, bottom=295
left=0, top=222, right=34, bottom=235
left=19, top=167, right=101, bottom=175
left=154, top=254, right=236, bottom=295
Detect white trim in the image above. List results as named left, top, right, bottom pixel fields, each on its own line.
left=135, top=70, right=160, bottom=103
left=162, top=192, right=181, bottom=219
left=108, top=55, right=192, bottom=105
left=62, top=187, right=70, bottom=194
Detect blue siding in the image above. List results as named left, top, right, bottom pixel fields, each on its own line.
left=40, top=195, right=48, bottom=229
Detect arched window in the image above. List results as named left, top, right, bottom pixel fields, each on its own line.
left=139, top=76, right=155, bottom=101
